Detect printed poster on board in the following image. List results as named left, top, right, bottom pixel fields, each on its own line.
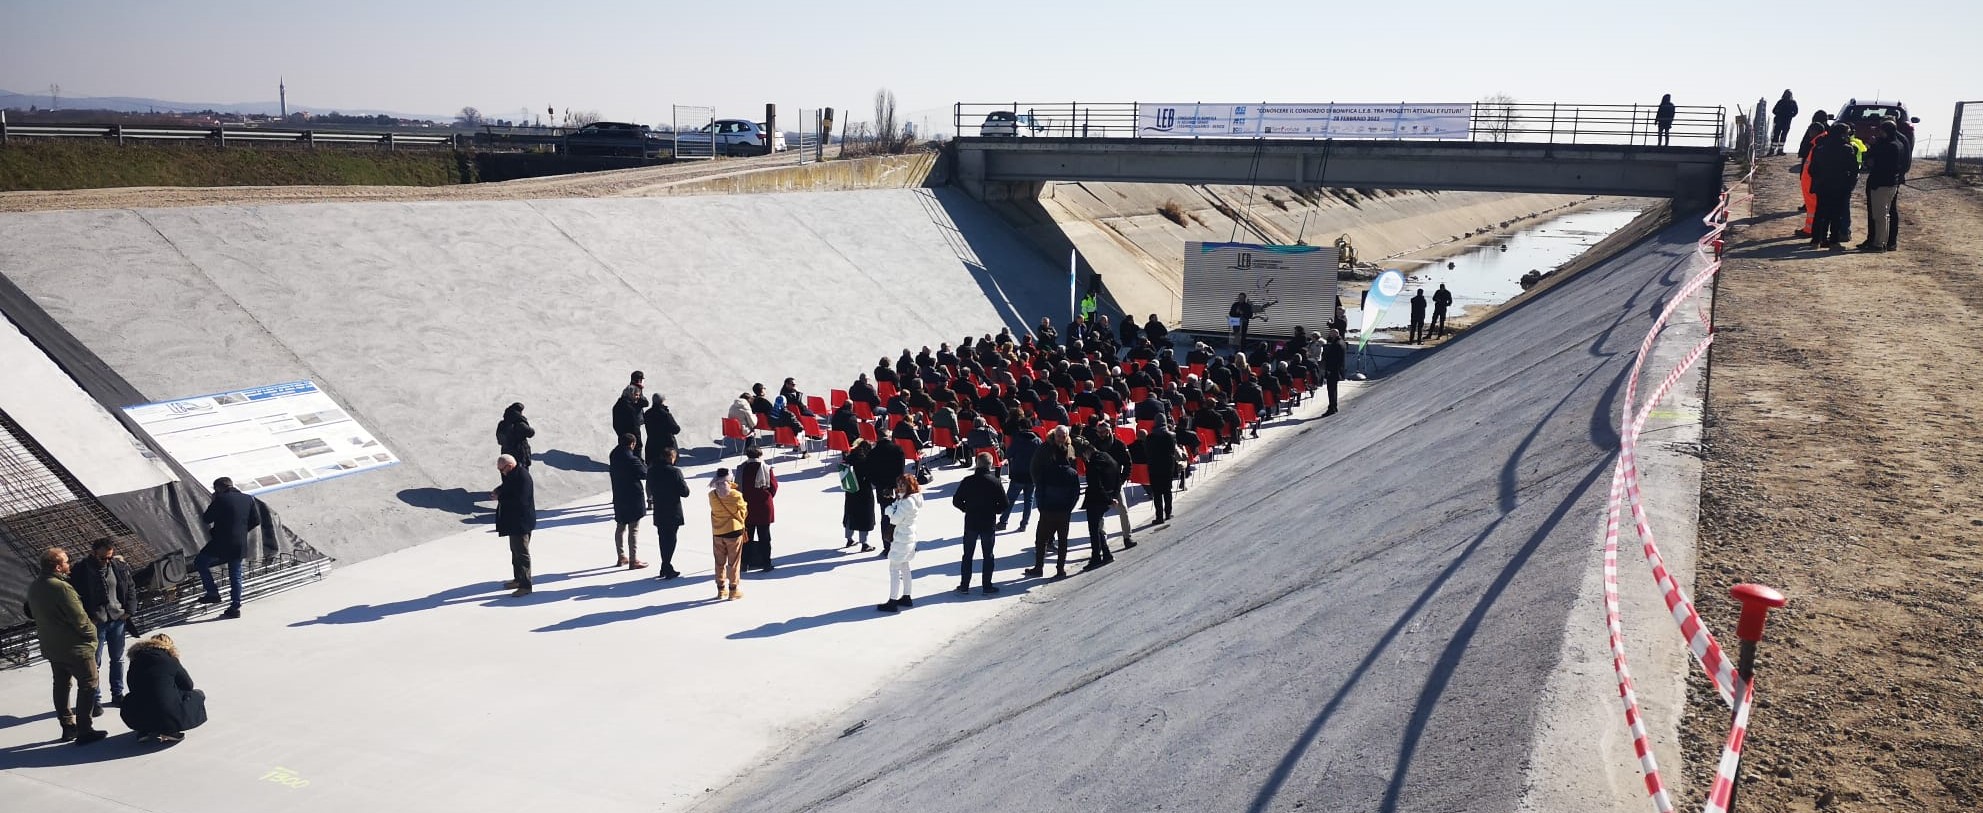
left=124, top=380, right=397, bottom=495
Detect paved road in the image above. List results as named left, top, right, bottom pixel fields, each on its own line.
left=697, top=221, right=1703, bottom=813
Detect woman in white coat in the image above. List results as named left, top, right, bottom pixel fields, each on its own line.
left=877, top=474, right=924, bottom=613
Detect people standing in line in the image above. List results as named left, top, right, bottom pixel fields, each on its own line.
left=643, top=394, right=681, bottom=468
left=120, top=633, right=206, bottom=743
left=497, top=402, right=533, bottom=468
left=1321, top=330, right=1345, bottom=416
left=1809, top=122, right=1860, bottom=250
left=1228, top=293, right=1255, bottom=351
left=877, top=474, right=925, bottom=612
left=1654, top=94, right=1676, bottom=146
left=1769, top=90, right=1798, bottom=155
left=952, top=452, right=1011, bottom=594
left=71, top=537, right=134, bottom=710
left=609, top=432, right=649, bottom=569
left=841, top=440, right=878, bottom=553
left=494, top=454, right=536, bottom=596
left=727, top=393, right=758, bottom=452
left=1795, top=111, right=1832, bottom=237
left=647, top=447, right=689, bottom=580
left=1024, top=427, right=1081, bottom=580
left=196, top=477, right=258, bottom=619
left=613, top=386, right=646, bottom=459
left=26, top=547, right=109, bottom=745
left=709, top=469, right=749, bottom=600
left=1408, top=288, right=1428, bottom=343
left=1143, top=418, right=1180, bottom=524
left=1861, top=119, right=1905, bottom=252
left=1080, top=440, right=1123, bottom=572
left=1001, top=417, right=1041, bottom=531
left=737, top=447, right=779, bottom=572
left=1430, top=284, right=1453, bottom=338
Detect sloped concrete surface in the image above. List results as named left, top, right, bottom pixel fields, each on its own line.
left=696, top=221, right=1706, bottom=813
left=0, top=188, right=1066, bottom=562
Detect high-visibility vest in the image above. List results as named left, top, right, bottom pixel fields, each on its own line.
left=1848, top=137, right=1867, bottom=167
left=1079, top=294, right=1098, bottom=318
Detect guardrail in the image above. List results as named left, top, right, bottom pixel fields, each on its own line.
left=0, top=120, right=465, bottom=150
left=953, top=101, right=1726, bottom=147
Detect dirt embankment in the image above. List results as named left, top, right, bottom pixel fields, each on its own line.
left=0, top=139, right=465, bottom=191
left=1679, top=165, right=1983, bottom=811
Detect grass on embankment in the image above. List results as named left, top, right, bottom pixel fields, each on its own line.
left=0, top=139, right=465, bottom=191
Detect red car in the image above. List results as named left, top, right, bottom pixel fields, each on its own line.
left=1834, top=99, right=1917, bottom=143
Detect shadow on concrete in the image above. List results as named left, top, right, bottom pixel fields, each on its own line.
left=725, top=581, right=1021, bottom=640
left=913, top=188, right=1064, bottom=339
left=0, top=711, right=55, bottom=731
left=537, top=449, right=610, bottom=473
left=531, top=594, right=722, bottom=632
left=287, top=567, right=619, bottom=626
left=396, top=486, right=485, bottom=515
left=0, top=731, right=167, bottom=770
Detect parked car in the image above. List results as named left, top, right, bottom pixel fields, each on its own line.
left=1834, top=99, right=1918, bottom=142
left=565, top=121, right=665, bottom=158
left=979, top=110, right=1050, bottom=137
left=668, top=119, right=786, bottom=157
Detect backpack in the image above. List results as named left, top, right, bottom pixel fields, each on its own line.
left=839, top=464, right=860, bottom=493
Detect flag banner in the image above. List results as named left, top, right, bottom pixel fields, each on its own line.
left=1357, top=269, right=1406, bottom=352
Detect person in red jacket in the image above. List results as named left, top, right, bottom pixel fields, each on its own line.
left=1795, top=111, right=1831, bottom=237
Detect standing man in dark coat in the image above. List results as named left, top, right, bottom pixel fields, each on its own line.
left=495, top=453, right=536, bottom=597
left=1001, top=419, right=1041, bottom=532
left=647, top=447, right=689, bottom=580
left=1809, top=123, right=1860, bottom=249
left=196, top=477, right=258, bottom=619
left=71, top=537, right=136, bottom=709
left=951, top=452, right=1011, bottom=594
left=1884, top=115, right=1913, bottom=250
left=612, top=386, right=646, bottom=458
left=1769, top=90, right=1798, bottom=155
left=1322, top=330, right=1346, bottom=416
left=1227, top=293, right=1255, bottom=352
left=1081, top=442, right=1123, bottom=571
left=497, top=402, right=533, bottom=467
left=1860, top=119, right=1905, bottom=252
left=642, top=393, right=681, bottom=466
left=863, top=424, right=907, bottom=553
left=1430, top=284, right=1453, bottom=338
left=1408, top=288, right=1428, bottom=343
left=609, top=433, right=649, bottom=569
left=26, top=547, right=108, bottom=744
left=1654, top=94, right=1676, bottom=146
left=1143, top=419, right=1180, bottom=524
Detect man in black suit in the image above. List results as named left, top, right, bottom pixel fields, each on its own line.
left=196, top=477, right=260, bottom=619
left=495, top=454, right=537, bottom=596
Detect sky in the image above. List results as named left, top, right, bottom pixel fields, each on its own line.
left=3, top=0, right=1978, bottom=148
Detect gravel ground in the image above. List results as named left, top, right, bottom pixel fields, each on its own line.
left=1678, top=163, right=1983, bottom=811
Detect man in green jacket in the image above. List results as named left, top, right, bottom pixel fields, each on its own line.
left=26, top=547, right=109, bottom=744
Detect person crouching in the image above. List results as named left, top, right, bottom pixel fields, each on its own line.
left=122, top=633, right=207, bottom=744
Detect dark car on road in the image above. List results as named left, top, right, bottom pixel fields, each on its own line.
left=565, top=121, right=665, bottom=158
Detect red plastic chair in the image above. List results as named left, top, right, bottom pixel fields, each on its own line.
left=831, top=389, right=849, bottom=408
left=1129, top=463, right=1150, bottom=485
left=853, top=401, right=874, bottom=421
left=721, top=418, right=748, bottom=455
left=985, top=415, right=1002, bottom=434
left=799, top=415, right=825, bottom=439
left=1115, top=426, right=1138, bottom=446
left=932, top=427, right=956, bottom=448
left=858, top=422, right=879, bottom=443
left=977, top=384, right=992, bottom=398
left=774, top=426, right=799, bottom=449
left=877, top=381, right=897, bottom=402
left=897, top=438, right=920, bottom=460
left=1075, top=457, right=1087, bottom=475
left=1130, top=387, right=1149, bottom=403
left=1137, top=419, right=1155, bottom=433
left=806, top=396, right=828, bottom=417
left=1037, top=420, right=1059, bottom=438
left=1189, top=363, right=1206, bottom=378
left=1237, top=403, right=1258, bottom=426
left=827, top=431, right=852, bottom=453
left=958, top=419, right=976, bottom=436
left=1197, top=428, right=1218, bottom=454
left=753, top=412, right=772, bottom=438
left=1074, top=406, right=1096, bottom=425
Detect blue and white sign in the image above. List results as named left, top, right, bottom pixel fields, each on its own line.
left=125, top=380, right=397, bottom=495
left=1137, top=103, right=1473, bottom=139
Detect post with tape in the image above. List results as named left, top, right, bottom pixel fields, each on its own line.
left=1726, top=583, right=1787, bottom=813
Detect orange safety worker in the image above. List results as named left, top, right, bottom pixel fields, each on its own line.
left=1794, top=110, right=1831, bottom=237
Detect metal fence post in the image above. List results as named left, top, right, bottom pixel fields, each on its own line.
left=212, top=127, right=225, bottom=148
left=1950, top=101, right=1966, bottom=177
left=384, top=132, right=395, bottom=152
left=111, top=124, right=123, bottom=146
left=1549, top=102, right=1558, bottom=144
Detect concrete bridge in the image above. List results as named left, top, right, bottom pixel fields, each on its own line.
left=952, top=136, right=1726, bottom=206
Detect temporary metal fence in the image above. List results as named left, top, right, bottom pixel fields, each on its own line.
left=952, top=101, right=1727, bottom=147
left=671, top=105, right=717, bottom=160
left=1950, top=100, right=1983, bottom=178
left=794, top=108, right=822, bottom=164
left=0, top=116, right=462, bottom=150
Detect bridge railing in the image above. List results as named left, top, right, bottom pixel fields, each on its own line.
left=953, top=101, right=1727, bottom=147
left=0, top=120, right=464, bottom=150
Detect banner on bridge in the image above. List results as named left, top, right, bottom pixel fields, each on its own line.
left=1136, top=103, right=1472, bottom=139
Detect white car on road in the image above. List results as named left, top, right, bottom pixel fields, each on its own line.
left=979, top=111, right=1050, bottom=137
left=669, top=119, right=786, bottom=157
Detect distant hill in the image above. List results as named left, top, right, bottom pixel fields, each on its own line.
left=0, top=89, right=444, bottom=122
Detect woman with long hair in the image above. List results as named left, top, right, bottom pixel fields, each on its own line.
left=877, top=474, right=925, bottom=613
left=841, top=440, right=877, bottom=552
left=121, top=633, right=207, bottom=743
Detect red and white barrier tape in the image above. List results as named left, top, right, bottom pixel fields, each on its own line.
left=1602, top=151, right=1758, bottom=813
